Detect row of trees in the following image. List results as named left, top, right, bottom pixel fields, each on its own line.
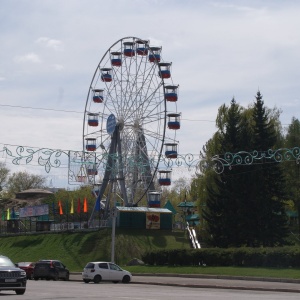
left=189, top=91, right=300, bottom=248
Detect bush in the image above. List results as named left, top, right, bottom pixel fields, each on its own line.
left=142, top=246, right=300, bottom=268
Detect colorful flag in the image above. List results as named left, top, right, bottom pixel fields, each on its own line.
left=58, top=200, right=63, bottom=215
left=83, top=198, right=88, bottom=213
left=70, top=199, right=74, bottom=214
left=77, top=198, right=81, bottom=214
left=1, top=211, right=5, bottom=221
left=95, top=199, right=100, bottom=212
left=7, top=208, right=10, bottom=220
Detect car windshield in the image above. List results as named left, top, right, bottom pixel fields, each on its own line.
left=0, top=256, right=15, bottom=267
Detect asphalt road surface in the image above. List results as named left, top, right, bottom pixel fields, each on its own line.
left=1, top=279, right=300, bottom=300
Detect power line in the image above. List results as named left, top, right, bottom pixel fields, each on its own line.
left=0, top=103, right=295, bottom=126
left=0, top=104, right=83, bottom=114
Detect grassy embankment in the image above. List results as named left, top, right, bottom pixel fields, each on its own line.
left=1, top=229, right=300, bottom=279
left=0, top=229, right=189, bottom=270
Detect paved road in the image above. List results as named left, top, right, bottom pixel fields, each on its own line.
left=70, top=273, right=300, bottom=293
left=2, top=279, right=300, bottom=300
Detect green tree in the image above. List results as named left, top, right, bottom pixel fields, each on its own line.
left=0, top=162, right=10, bottom=192
left=201, top=92, right=288, bottom=247
left=6, top=171, right=47, bottom=196
left=203, top=98, right=247, bottom=246
left=283, top=117, right=300, bottom=231
left=249, top=91, right=288, bottom=246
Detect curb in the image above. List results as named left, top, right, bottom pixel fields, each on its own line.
left=129, top=273, right=300, bottom=284
left=70, top=272, right=300, bottom=293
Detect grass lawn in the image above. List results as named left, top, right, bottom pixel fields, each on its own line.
left=123, top=265, right=300, bottom=279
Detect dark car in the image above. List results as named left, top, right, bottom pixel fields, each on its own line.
left=0, top=255, right=27, bottom=295
left=33, top=260, right=69, bottom=281
left=16, top=262, right=35, bottom=279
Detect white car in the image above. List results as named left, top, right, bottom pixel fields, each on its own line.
left=82, top=262, right=132, bottom=284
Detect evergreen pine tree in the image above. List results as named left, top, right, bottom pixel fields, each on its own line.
left=248, top=91, right=288, bottom=246
left=203, top=99, right=245, bottom=246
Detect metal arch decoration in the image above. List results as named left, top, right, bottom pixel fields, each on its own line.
left=201, top=147, right=300, bottom=174
left=1, top=145, right=69, bottom=173
left=1, top=144, right=299, bottom=178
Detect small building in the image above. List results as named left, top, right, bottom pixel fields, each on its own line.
left=116, top=207, right=172, bottom=230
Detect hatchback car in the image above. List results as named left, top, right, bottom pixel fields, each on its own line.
left=82, top=262, right=132, bottom=283
left=33, top=260, right=69, bottom=281
left=16, top=262, right=35, bottom=279
left=0, top=255, right=27, bottom=295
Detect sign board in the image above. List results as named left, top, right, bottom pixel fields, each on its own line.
left=106, top=114, right=116, bottom=135
left=146, top=212, right=160, bottom=229
left=19, top=204, right=49, bottom=218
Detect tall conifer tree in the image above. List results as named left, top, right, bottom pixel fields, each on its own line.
left=202, top=92, right=288, bottom=247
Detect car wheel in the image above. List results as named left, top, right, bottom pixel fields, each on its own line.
left=53, top=272, right=59, bottom=281
left=64, top=272, right=70, bottom=281
left=93, top=275, right=102, bottom=284
left=122, top=275, right=131, bottom=283
left=15, top=289, right=26, bottom=295
left=83, top=279, right=91, bottom=283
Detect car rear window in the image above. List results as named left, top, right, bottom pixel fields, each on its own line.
left=85, top=263, right=95, bottom=269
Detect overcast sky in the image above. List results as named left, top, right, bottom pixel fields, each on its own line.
left=1, top=0, right=300, bottom=188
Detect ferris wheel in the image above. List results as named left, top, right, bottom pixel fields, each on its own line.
left=81, top=36, right=181, bottom=214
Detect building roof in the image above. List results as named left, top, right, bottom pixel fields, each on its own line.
left=17, top=189, right=53, bottom=195
left=116, top=207, right=172, bottom=214
left=177, top=201, right=197, bottom=208
left=16, top=189, right=54, bottom=200
left=186, top=214, right=200, bottom=221
left=164, top=200, right=177, bottom=215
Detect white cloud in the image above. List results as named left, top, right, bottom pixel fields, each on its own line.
left=36, top=37, right=64, bottom=51
left=14, top=53, right=41, bottom=64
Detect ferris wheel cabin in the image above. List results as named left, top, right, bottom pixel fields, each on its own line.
left=147, top=191, right=161, bottom=208
left=123, top=41, right=135, bottom=57
left=87, top=165, right=98, bottom=176
left=149, top=46, right=162, bottom=63
left=92, top=89, right=104, bottom=103
left=158, top=170, right=172, bottom=186
left=165, top=85, right=178, bottom=102
left=158, top=62, right=171, bottom=79
left=101, top=68, right=112, bottom=82
left=85, top=138, right=97, bottom=152
left=111, top=51, right=122, bottom=67
left=136, top=39, right=149, bottom=56
left=164, top=143, right=178, bottom=159
left=87, top=113, right=99, bottom=127
left=167, top=113, right=181, bottom=130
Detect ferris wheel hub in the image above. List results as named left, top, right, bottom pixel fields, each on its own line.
left=118, top=118, right=124, bottom=131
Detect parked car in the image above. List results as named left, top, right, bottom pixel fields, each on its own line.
left=33, top=260, right=69, bottom=281
left=82, top=261, right=132, bottom=284
left=0, top=255, right=27, bottom=295
left=16, top=262, right=35, bottom=279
